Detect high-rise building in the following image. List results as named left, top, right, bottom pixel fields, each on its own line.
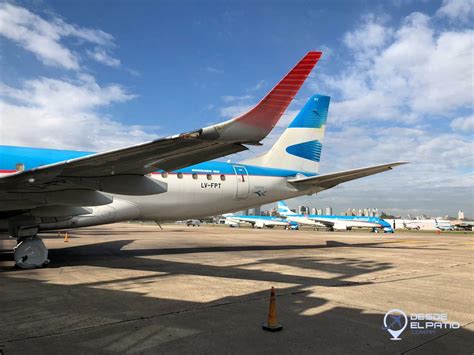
left=317, top=208, right=323, bottom=215
left=458, top=210, right=465, bottom=220
left=253, top=206, right=261, bottom=216
left=357, top=209, right=363, bottom=216
left=311, top=208, right=317, bottom=215
left=299, top=205, right=309, bottom=215
left=325, top=206, right=333, bottom=215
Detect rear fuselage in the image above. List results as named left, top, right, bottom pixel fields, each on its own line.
left=0, top=145, right=316, bottom=230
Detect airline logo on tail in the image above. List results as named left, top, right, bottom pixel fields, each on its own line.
left=286, top=140, right=323, bottom=162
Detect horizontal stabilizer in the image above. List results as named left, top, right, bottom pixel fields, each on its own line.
left=288, top=162, right=408, bottom=189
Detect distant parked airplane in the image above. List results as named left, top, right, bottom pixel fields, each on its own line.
left=392, top=219, right=455, bottom=231
left=277, top=201, right=394, bottom=233
left=222, top=214, right=293, bottom=229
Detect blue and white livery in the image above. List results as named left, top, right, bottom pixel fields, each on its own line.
left=277, top=201, right=394, bottom=233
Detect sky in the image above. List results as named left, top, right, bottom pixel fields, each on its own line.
left=0, top=0, right=473, bottom=217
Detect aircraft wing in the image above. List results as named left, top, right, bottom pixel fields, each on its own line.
left=288, top=162, right=408, bottom=190
left=0, top=51, right=322, bottom=196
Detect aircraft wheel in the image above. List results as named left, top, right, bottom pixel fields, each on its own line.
left=14, top=237, right=49, bottom=269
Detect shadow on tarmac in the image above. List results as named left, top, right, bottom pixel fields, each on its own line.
left=0, top=237, right=471, bottom=354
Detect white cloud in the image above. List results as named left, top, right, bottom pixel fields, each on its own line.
left=219, top=104, right=253, bottom=118
left=0, top=74, right=132, bottom=113
left=0, top=3, right=117, bottom=70
left=206, top=66, right=223, bottom=74
left=219, top=93, right=255, bottom=118
left=319, top=11, right=474, bottom=124
left=436, top=0, right=474, bottom=24
left=275, top=109, right=299, bottom=128
left=87, top=47, right=121, bottom=67
left=0, top=75, right=156, bottom=151
left=221, top=95, right=253, bottom=103
left=247, top=80, right=266, bottom=91
left=343, top=15, right=392, bottom=58
left=451, top=115, right=474, bottom=132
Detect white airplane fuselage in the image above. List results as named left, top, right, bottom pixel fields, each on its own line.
left=119, top=173, right=303, bottom=220
left=0, top=158, right=316, bottom=232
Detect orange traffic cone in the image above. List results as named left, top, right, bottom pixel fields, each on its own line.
left=262, top=287, right=283, bottom=332
left=64, top=232, right=69, bottom=243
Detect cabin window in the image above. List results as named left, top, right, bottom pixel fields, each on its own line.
left=161, top=172, right=168, bottom=178
left=192, top=173, right=198, bottom=179
left=206, top=174, right=212, bottom=180
left=220, top=174, right=226, bottom=181
left=16, top=163, right=25, bottom=172
left=177, top=172, right=183, bottom=179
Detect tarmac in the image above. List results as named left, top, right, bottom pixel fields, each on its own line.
left=0, top=223, right=473, bottom=354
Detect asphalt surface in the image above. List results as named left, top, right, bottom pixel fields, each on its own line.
left=1, top=223, right=473, bottom=354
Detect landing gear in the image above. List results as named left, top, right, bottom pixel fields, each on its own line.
left=14, top=236, right=49, bottom=269
left=8, top=217, right=49, bottom=269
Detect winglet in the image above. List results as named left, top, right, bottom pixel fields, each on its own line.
left=236, top=51, right=322, bottom=130
left=201, top=52, right=322, bottom=143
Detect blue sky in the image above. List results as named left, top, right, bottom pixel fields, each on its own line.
left=0, top=0, right=473, bottom=217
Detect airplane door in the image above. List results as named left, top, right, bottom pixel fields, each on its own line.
left=233, top=165, right=249, bottom=199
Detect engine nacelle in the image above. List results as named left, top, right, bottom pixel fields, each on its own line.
left=38, top=199, right=141, bottom=231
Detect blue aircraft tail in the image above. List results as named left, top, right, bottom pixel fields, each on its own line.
left=277, top=201, right=297, bottom=216
left=242, top=94, right=330, bottom=173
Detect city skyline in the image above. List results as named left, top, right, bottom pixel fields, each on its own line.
left=244, top=204, right=470, bottom=220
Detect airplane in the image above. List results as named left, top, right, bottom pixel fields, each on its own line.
left=451, top=220, right=474, bottom=231
left=277, top=201, right=395, bottom=233
left=435, top=219, right=454, bottom=231
left=398, top=219, right=453, bottom=231
left=402, top=221, right=421, bottom=231
left=222, top=213, right=293, bottom=229
left=0, top=51, right=407, bottom=269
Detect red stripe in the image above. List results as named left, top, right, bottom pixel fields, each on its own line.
left=236, top=51, right=322, bottom=130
